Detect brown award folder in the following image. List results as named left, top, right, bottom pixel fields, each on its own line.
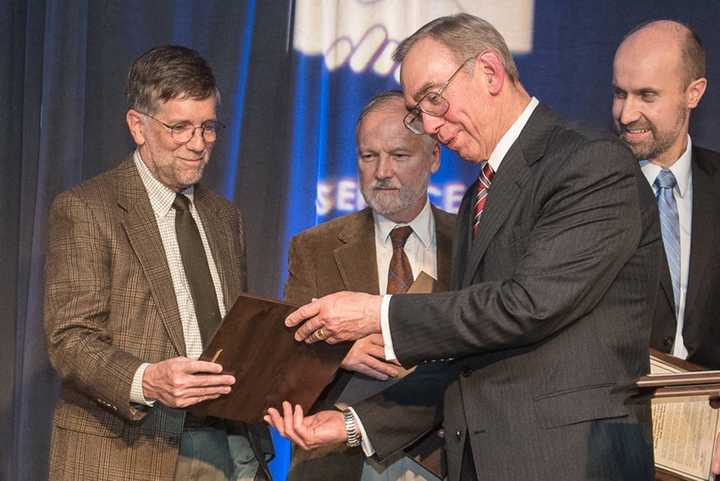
left=189, top=293, right=350, bottom=423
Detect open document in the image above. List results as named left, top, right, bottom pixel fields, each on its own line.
left=638, top=351, right=720, bottom=481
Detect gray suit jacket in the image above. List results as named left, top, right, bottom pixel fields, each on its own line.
left=44, top=158, right=272, bottom=481
left=650, top=146, right=720, bottom=368
left=355, top=104, right=659, bottom=481
left=284, top=206, right=455, bottom=481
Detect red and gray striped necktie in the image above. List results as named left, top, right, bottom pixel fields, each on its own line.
left=472, top=161, right=495, bottom=239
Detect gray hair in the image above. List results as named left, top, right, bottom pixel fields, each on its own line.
left=355, top=90, right=434, bottom=147
left=126, top=45, right=220, bottom=113
left=393, top=13, right=519, bottom=82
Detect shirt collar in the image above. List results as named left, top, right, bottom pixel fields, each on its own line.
left=486, top=96, right=540, bottom=173
left=134, top=150, right=194, bottom=217
left=639, top=135, right=692, bottom=198
left=374, top=199, right=434, bottom=249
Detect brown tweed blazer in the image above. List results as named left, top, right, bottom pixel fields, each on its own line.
left=283, top=206, right=455, bottom=481
left=44, top=157, right=271, bottom=481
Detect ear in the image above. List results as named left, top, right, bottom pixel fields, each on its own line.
left=430, top=142, right=441, bottom=174
left=126, top=109, right=147, bottom=146
left=686, top=77, right=707, bottom=109
left=476, top=50, right=506, bottom=96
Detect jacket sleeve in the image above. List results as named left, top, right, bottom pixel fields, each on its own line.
left=283, top=234, right=318, bottom=305
left=44, top=190, right=147, bottom=421
left=390, top=140, right=647, bottom=365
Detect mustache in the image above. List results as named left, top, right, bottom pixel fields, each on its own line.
left=371, top=179, right=399, bottom=189
left=618, top=120, right=653, bottom=133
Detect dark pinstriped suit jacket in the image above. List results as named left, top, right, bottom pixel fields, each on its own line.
left=354, top=104, right=660, bottom=481
left=283, top=206, right=455, bottom=481
left=44, top=158, right=271, bottom=481
left=650, top=146, right=720, bottom=368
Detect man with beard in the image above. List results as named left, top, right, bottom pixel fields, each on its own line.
left=613, top=20, right=720, bottom=477
left=284, top=90, right=455, bottom=481
left=613, top=20, right=720, bottom=369
left=268, top=13, right=658, bottom=481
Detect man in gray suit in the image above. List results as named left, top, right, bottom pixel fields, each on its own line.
left=267, top=13, right=659, bottom=481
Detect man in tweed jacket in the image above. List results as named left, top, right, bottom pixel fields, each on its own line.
left=44, top=46, right=272, bottom=481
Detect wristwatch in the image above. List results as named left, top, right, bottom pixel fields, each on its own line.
left=342, top=408, right=362, bottom=447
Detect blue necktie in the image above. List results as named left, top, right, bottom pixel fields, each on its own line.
left=655, top=169, right=680, bottom=314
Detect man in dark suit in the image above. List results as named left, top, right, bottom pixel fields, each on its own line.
left=44, top=46, right=271, bottom=481
left=267, top=13, right=659, bottom=481
left=612, top=19, right=720, bottom=476
left=613, top=20, right=720, bottom=369
left=285, top=91, right=455, bottom=481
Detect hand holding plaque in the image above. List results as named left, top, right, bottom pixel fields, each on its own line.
left=189, top=293, right=350, bottom=423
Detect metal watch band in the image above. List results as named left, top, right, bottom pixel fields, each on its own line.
left=342, top=408, right=361, bottom=447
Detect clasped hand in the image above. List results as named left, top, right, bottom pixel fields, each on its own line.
left=285, top=291, right=384, bottom=344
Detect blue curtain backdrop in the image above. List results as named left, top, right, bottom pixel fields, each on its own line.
left=2, top=1, right=720, bottom=481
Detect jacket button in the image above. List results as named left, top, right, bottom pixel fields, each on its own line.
left=437, top=429, right=445, bottom=439
left=663, top=336, right=674, bottom=349
left=455, top=430, right=462, bottom=440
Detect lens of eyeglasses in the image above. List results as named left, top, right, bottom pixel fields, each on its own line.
left=419, top=92, right=449, bottom=116
left=170, top=122, right=222, bottom=143
left=403, top=111, right=425, bottom=135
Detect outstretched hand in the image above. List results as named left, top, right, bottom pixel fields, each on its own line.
left=264, top=401, right=347, bottom=451
left=285, top=291, right=383, bottom=344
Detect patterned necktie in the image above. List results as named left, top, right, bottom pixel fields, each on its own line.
left=173, top=194, right=222, bottom=347
left=387, top=226, right=414, bottom=294
left=655, top=169, right=680, bottom=313
left=472, top=160, right=495, bottom=238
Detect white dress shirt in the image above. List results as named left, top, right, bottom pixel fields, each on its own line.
left=374, top=199, right=437, bottom=295
left=380, top=97, right=540, bottom=361
left=640, top=136, right=693, bottom=359
left=129, top=151, right=226, bottom=405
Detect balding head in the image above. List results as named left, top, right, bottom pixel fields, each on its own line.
left=619, top=20, right=704, bottom=89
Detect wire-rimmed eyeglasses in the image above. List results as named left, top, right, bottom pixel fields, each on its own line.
left=140, top=112, right=225, bottom=144
left=403, top=57, right=476, bottom=135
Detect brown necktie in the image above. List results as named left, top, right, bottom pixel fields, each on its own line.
left=173, top=194, right=222, bottom=347
left=387, top=226, right=414, bottom=294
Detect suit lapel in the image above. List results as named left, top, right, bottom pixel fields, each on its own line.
left=451, top=186, right=475, bottom=290
left=459, top=104, right=557, bottom=287
left=194, top=187, right=239, bottom=312
left=686, top=148, right=719, bottom=315
left=334, top=208, right=380, bottom=295
left=117, top=159, right=186, bottom=356
left=432, top=205, right=453, bottom=292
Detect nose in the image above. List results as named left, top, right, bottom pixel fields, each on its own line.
left=186, top=127, right=207, bottom=152
left=421, top=112, right=445, bottom=137
left=615, top=96, right=641, bottom=127
left=376, top=153, right=395, bottom=180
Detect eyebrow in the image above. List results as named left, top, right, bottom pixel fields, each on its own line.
left=411, top=81, right=440, bottom=102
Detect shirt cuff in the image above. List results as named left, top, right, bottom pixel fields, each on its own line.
left=347, top=407, right=375, bottom=457
left=130, top=363, right=156, bottom=406
left=380, top=295, right=397, bottom=361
